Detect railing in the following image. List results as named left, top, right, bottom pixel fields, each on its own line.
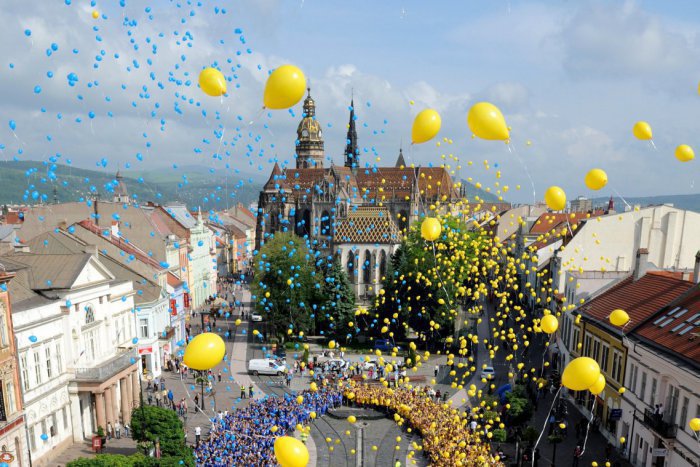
left=159, top=327, right=175, bottom=340
left=643, top=408, right=678, bottom=439
left=74, top=348, right=138, bottom=382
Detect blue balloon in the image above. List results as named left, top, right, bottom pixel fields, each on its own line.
left=24, top=29, right=31, bottom=36
left=41, top=433, right=48, bottom=441
left=9, top=120, right=16, bottom=131
left=29, top=335, right=38, bottom=343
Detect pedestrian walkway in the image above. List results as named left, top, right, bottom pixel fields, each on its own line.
left=52, top=435, right=137, bottom=466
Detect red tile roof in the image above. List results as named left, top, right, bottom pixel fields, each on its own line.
left=633, top=286, right=700, bottom=366
left=579, top=272, right=694, bottom=334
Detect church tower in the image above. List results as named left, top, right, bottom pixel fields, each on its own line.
left=344, top=98, right=359, bottom=172
left=296, top=89, right=325, bottom=169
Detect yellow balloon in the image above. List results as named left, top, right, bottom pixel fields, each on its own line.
left=589, top=373, right=606, bottom=395
left=92, top=10, right=100, bottom=19
left=182, top=333, right=226, bottom=371
left=296, top=395, right=304, bottom=404
left=619, top=437, right=626, bottom=444
left=540, top=315, right=559, bottom=334
left=235, top=319, right=242, bottom=326
left=310, top=411, right=317, bottom=420
left=562, top=357, right=600, bottom=391
left=421, top=217, right=442, bottom=241
left=271, top=426, right=278, bottom=433
left=328, top=340, right=336, bottom=349
left=467, top=102, right=509, bottom=141
left=412, top=109, right=441, bottom=144
left=264, top=65, right=307, bottom=109
left=675, top=144, right=695, bottom=162
left=609, top=309, right=630, bottom=327
left=348, top=415, right=357, bottom=424
left=632, top=121, right=652, bottom=140
left=274, top=436, right=310, bottom=467
left=544, top=186, right=566, bottom=211
left=584, top=168, right=608, bottom=191
left=689, top=417, right=700, bottom=432
left=198, top=68, right=227, bottom=97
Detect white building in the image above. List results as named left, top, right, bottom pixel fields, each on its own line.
left=2, top=248, right=140, bottom=464
left=164, top=205, right=216, bottom=309
left=552, top=205, right=700, bottom=295
left=619, top=281, right=700, bottom=467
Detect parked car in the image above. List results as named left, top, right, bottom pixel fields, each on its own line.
left=480, top=366, right=495, bottom=381
left=248, top=358, right=287, bottom=376
left=251, top=313, right=263, bottom=322
left=374, top=339, right=400, bottom=352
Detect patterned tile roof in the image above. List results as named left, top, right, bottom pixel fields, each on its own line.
left=334, top=207, right=402, bottom=244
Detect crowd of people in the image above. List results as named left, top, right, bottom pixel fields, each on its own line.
left=194, top=387, right=342, bottom=466
left=348, top=383, right=501, bottom=467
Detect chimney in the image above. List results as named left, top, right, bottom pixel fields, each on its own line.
left=111, top=221, right=120, bottom=237
left=694, top=251, right=700, bottom=285
left=634, top=248, right=649, bottom=281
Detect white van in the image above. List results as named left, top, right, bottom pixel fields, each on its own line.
left=248, top=358, right=287, bottom=376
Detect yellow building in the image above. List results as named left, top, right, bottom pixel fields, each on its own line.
left=561, top=265, right=693, bottom=442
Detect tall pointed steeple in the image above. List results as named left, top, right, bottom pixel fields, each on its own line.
left=344, top=97, right=359, bottom=171
left=395, top=146, right=406, bottom=168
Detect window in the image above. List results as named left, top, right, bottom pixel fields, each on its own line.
left=666, top=385, right=680, bottom=422
left=6, top=382, right=15, bottom=414
left=0, top=384, right=5, bottom=421
left=592, top=338, right=601, bottom=362
left=20, top=355, right=29, bottom=391
left=139, top=319, right=149, bottom=339
left=600, top=343, right=610, bottom=373
left=85, top=305, right=95, bottom=325
left=639, top=372, right=647, bottom=402
left=628, top=364, right=638, bottom=393
left=40, top=420, right=47, bottom=442
left=572, top=327, right=580, bottom=353
left=611, top=350, right=623, bottom=383
left=28, top=426, right=35, bottom=451
left=55, top=343, right=62, bottom=373
left=679, top=396, right=689, bottom=429
left=62, top=406, right=68, bottom=430
left=650, top=378, right=657, bottom=406
left=50, top=413, right=57, bottom=437
left=584, top=335, right=592, bottom=357
left=33, top=351, right=42, bottom=385
left=45, top=347, right=52, bottom=379
left=0, top=314, right=7, bottom=347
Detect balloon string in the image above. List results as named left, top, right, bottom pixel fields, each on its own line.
left=508, top=142, right=536, bottom=205
left=649, top=140, right=657, bottom=151
left=611, top=188, right=632, bottom=211
left=531, top=385, right=562, bottom=467
left=579, top=396, right=598, bottom=457
left=248, top=107, right=265, bottom=126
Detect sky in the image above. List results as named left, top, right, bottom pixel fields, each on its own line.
left=1, top=0, right=700, bottom=204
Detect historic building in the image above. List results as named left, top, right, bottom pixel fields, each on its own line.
left=255, top=90, right=462, bottom=301
left=0, top=270, right=29, bottom=467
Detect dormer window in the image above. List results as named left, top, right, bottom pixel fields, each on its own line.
left=301, top=130, right=309, bottom=138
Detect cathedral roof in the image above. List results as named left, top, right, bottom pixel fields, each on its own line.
left=263, top=163, right=288, bottom=191
left=395, top=148, right=406, bottom=168
left=355, top=166, right=457, bottom=202
left=334, top=207, right=402, bottom=244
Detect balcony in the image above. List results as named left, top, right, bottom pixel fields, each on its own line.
left=74, top=348, right=138, bottom=382
left=643, top=408, right=678, bottom=439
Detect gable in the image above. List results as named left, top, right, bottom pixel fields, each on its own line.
left=73, top=257, right=114, bottom=287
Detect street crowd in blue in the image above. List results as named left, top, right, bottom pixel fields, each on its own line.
left=194, top=387, right=342, bottom=466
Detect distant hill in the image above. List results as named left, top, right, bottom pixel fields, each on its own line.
left=0, top=161, right=261, bottom=208
left=591, top=194, right=700, bottom=213
left=460, top=179, right=501, bottom=203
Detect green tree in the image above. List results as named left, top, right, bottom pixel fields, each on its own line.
left=130, top=405, right=193, bottom=465
left=251, top=231, right=320, bottom=340
left=373, top=217, right=484, bottom=344
left=316, top=257, right=356, bottom=342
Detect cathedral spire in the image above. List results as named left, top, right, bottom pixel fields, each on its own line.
left=344, top=97, right=359, bottom=171
left=395, top=145, right=406, bottom=168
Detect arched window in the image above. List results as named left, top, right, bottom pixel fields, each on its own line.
left=346, top=251, right=355, bottom=279
left=379, top=250, right=387, bottom=279
left=398, top=210, right=409, bottom=233
left=363, top=250, right=371, bottom=283
left=85, top=305, right=95, bottom=325
left=297, top=209, right=311, bottom=237
left=321, top=210, right=331, bottom=237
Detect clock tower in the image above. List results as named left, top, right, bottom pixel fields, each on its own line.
left=295, top=88, right=325, bottom=169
